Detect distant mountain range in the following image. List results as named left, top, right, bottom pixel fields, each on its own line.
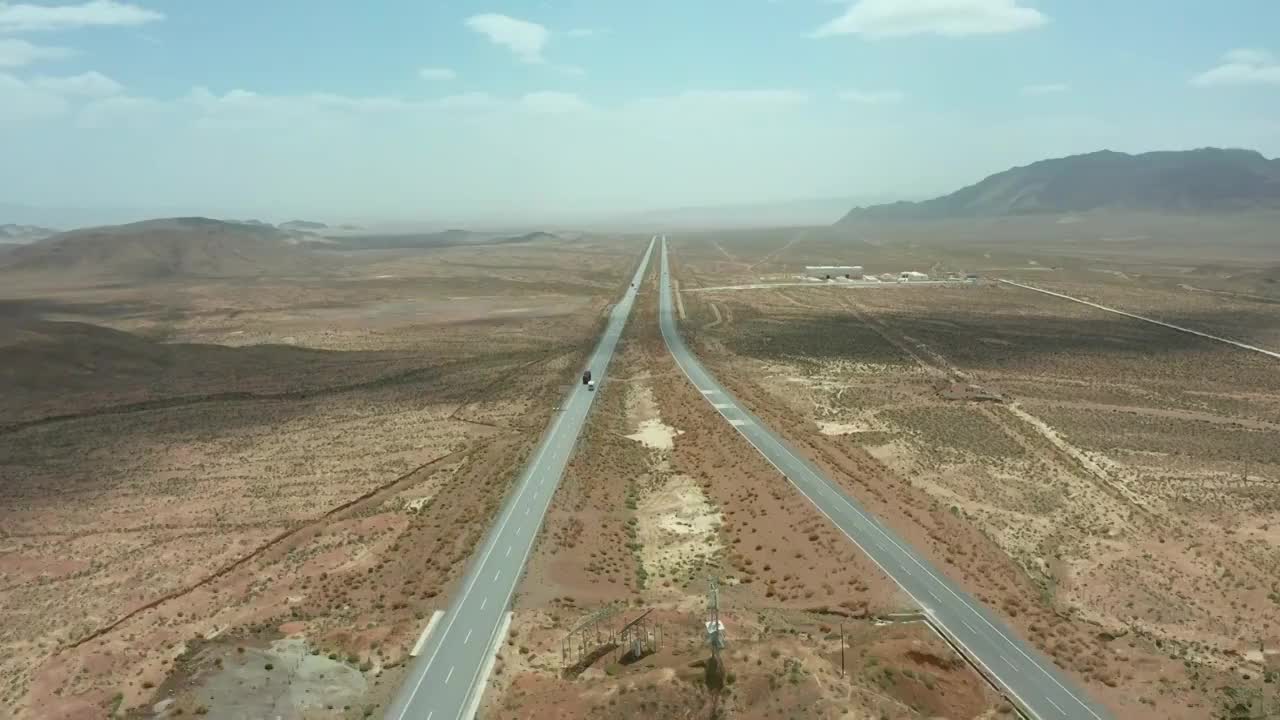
left=323, top=228, right=561, bottom=251
left=0, top=217, right=322, bottom=280
left=614, top=196, right=894, bottom=229
left=839, top=148, right=1280, bottom=222
left=0, top=224, right=58, bottom=243
left=0, top=217, right=564, bottom=282
left=279, top=219, right=328, bottom=231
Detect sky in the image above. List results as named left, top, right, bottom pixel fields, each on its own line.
left=1, top=0, right=1279, bottom=226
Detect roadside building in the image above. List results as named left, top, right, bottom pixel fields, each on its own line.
left=804, top=265, right=863, bottom=280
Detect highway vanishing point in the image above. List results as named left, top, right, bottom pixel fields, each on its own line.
left=384, top=237, right=655, bottom=720
left=384, top=233, right=1111, bottom=720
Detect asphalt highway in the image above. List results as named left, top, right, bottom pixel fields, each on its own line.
left=657, top=236, right=1112, bottom=720
left=384, top=236, right=656, bottom=720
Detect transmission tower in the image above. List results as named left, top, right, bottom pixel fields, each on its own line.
left=706, top=576, right=726, bottom=659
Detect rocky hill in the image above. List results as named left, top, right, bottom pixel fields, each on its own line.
left=839, top=148, right=1280, bottom=222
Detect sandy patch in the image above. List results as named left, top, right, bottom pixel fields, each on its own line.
left=627, top=418, right=684, bottom=449
left=816, top=420, right=872, bottom=436
left=170, top=638, right=367, bottom=718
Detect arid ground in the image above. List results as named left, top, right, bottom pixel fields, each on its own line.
left=652, top=216, right=1279, bottom=719
left=0, top=233, right=643, bottom=719
left=480, top=250, right=1007, bottom=720
left=5, top=213, right=1277, bottom=720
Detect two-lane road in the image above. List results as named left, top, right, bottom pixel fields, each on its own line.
left=658, top=236, right=1111, bottom=720
left=385, top=236, right=655, bottom=720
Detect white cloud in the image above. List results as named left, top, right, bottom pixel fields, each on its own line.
left=678, top=89, right=810, bottom=104
left=0, top=72, right=68, bottom=124
left=76, top=92, right=164, bottom=128
left=1021, top=82, right=1067, bottom=96
left=33, top=70, right=121, bottom=96
left=1191, top=48, right=1280, bottom=87
left=465, top=13, right=548, bottom=64
left=435, top=91, right=499, bottom=110
left=815, top=0, right=1047, bottom=38
left=840, top=89, right=905, bottom=104
left=0, top=0, right=162, bottom=32
left=9, top=73, right=1278, bottom=227
left=307, top=93, right=407, bottom=112
left=1223, top=48, right=1273, bottom=66
left=566, top=28, right=599, bottom=38
left=0, top=37, right=73, bottom=67
left=520, top=90, right=589, bottom=113
left=419, top=67, right=456, bottom=81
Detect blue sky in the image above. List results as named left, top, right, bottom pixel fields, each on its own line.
left=1, top=0, right=1278, bottom=225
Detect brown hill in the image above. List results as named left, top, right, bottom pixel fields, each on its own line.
left=0, top=217, right=321, bottom=280
left=840, top=148, right=1280, bottom=222
left=0, top=315, right=398, bottom=425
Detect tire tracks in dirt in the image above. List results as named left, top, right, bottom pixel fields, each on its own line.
left=61, top=441, right=490, bottom=652
left=838, top=294, right=1158, bottom=520
left=0, top=360, right=470, bottom=439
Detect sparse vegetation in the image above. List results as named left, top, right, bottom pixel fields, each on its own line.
left=0, top=235, right=637, bottom=718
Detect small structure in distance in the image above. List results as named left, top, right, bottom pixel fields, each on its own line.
left=805, top=265, right=863, bottom=280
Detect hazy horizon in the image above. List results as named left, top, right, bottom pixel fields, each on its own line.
left=2, top=1, right=1279, bottom=226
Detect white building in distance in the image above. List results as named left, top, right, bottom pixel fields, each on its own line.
left=805, top=265, right=863, bottom=279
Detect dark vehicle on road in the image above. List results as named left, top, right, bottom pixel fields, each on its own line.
left=582, top=369, right=592, bottom=385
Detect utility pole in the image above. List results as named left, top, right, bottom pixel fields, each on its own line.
left=1261, top=638, right=1268, bottom=720
left=840, top=623, right=846, bottom=678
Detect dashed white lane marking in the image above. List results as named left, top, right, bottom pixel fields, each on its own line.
left=525, top=507, right=530, bottom=516
left=926, top=587, right=940, bottom=601
left=493, top=569, right=501, bottom=582
left=464, top=629, right=473, bottom=645
left=505, top=545, right=512, bottom=558
left=961, top=618, right=977, bottom=633
left=1047, top=697, right=1065, bottom=715
left=1001, top=655, right=1017, bottom=670
left=445, top=666, right=454, bottom=684
left=480, top=597, right=487, bottom=610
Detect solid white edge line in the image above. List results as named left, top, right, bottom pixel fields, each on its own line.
left=410, top=610, right=446, bottom=657
left=391, top=238, right=655, bottom=719
left=748, top=403, right=1102, bottom=719
left=657, top=238, right=1109, bottom=720
left=399, top=404, right=569, bottom=706
left=458, top=611, right=514, bottom=720
left=682, top=246, right=1104, bottom=719
left=449, top=241, right=655, bottom=720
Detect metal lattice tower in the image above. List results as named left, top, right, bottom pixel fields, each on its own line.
left=706, top=576, right=725, bottom=658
